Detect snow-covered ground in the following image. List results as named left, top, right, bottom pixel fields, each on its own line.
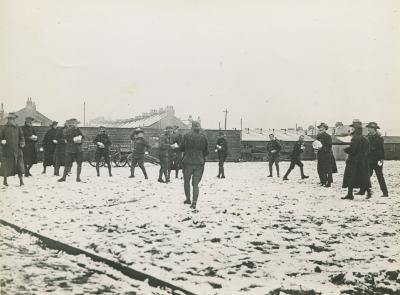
left=1, top=161, right=399, bottom=294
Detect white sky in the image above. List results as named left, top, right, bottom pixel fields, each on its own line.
left=0, top=0, right=399, bottom=134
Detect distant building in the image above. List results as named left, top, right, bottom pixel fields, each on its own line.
left=0, top=98, right=53, bottom=126
left=89, top=106, right=190, bottom=129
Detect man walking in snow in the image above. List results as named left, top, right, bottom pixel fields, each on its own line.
left=180, top=121, right=209, bottom=210
left=283, top=135, right=309, bottom=180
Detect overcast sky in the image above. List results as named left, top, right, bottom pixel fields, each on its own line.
left=0, top=0, right=399, bottom=133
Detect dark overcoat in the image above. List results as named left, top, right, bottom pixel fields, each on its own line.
left=0, top=124, right=25, bottom=176
left=21, top=124, right=38, bottom=165
left=54, top=127, right=67, bottom=166
left=342, top=134, right=371, bottom=189
left=42, top=127, right=58, bottom=167
left=316, top=132, right=337, bottom=173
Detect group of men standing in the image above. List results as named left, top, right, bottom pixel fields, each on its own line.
left=0, top=112, right=389, bottom=207
left=341, top=120, right=389, bottom=200
left=311, top=120, right=388, bottom=199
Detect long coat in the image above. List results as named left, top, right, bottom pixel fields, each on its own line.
left=342, top=134, right=371, bottom=189
left=316, top=132, right=337, bottom=174
left=42, top=127, right=58, bottom=167
left=0, top=124, right=25, bottom=176
left=21, top=124, right=38, bottom=165
left=54, top=127, right=67, bottom=166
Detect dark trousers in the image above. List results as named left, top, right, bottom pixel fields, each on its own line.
left=131, top=155, right=148, bottom=178
left=218, top=153, right=227, bottom=177
left=183, top=164, right=205, bottom=205
left=368, top=161, right=388, bottom=195
left=62, top=152, right=82, bottom=179
left=284, top=159, right=306, bottom=178
left=268, top=154, right=280, bottom=176
left=159, top=155, right=169, bottom=181
left=95, top=149, right=111, bottom=176
left=317, top=163, right=333, bottom=184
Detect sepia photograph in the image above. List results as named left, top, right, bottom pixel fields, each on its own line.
left=0, top=1, right=399, bottom=294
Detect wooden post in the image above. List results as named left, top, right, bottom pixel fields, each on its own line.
left=83, top=101, right=86, bottom=127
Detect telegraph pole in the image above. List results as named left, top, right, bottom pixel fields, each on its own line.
left=223, top=109, right=228, bottom=130
left=83, top=101, right=86, bottom=127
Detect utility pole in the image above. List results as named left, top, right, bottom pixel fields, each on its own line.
left=223, top=109, right=228, bottom=130
left=218, top=121, right=221, bottom=130
left=240, top=118, right=243, bottom=130
left=83, top=101, right=86, bottom=127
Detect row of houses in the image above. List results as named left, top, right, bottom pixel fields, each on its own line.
left=1, top=99, right=399, bottom=160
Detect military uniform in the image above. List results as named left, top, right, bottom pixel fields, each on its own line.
left=42, top=123, right=58, bottom=174
left=54, top=126, right=67, bottom=176
left=158, top=132, right=172, bottom=182
left=266, top=139, right=281, bottom=177
left=0, top=117, right=25, bottom=186
left=180, top=123, right=209, bottom=209
left=216, top=134, right=228, bottom=178
left=365, top=122, right=388, bottom=197
left=130, top=131, right=150, bottom=179
left=58, top=123, right=84, bottom=182
left=21, top=122, right=38, bottom=176
left=168, top=131, right=183, bottom=179
left=93, top=131, right=112, bottom=177
left=316, top=130, right=337, bottom=186
left=283, top=139, right=308, bottom=180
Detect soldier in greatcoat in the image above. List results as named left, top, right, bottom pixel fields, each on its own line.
left=41, top=121, right=58, bottom=174
left=0, top=113, right=25, bottom=186
left=358, top=122, right=388, bottom=197
left=129, top=128, right=150, bottom=179
left=58, top=118, right=85, bottom=182
left=266, top=134, right=281, bottom=177
left=93, top=126, right=112, bottom=177
left=283, top=135, right=309, bottom=180
left=315, top=123, right=337, bottom=187
left=54, top=123, right=67, bottom=176
left=342, top=120, right=371, bottom=200
left=158, top=126, right=173, bottom=183
left=215, top=131, right=228, bottom=178
left=180, top=121, right=209, bottom=210
left=21, top=116, right=38, bottom=177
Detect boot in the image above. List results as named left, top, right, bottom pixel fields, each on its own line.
left=342, top=188, right=354, bottom=200
left=108, top=164, right=112, bottom=177
left=96, top=164, right=100, bottom=177
left=142, top=168, right=148, bottom=180
left=42, top=166, right=46, bottom=174
left=3, top=177, right=8, bottom=186
left=19, top=175, right=24, bottom=186
left=58, top=168, right=68, bottom=182
left=366, top=189, right=372, bottom=199
left=221, top=167, right=225, bottom=179
left=300, top=167, right=309, bottom=179
left=325, top=182, right=331, bottom=187
left=276, top=165, right=280, bottom=178
left=184, top=199, right=191, bottom=204
left=268, top=166, right=272, bottom=177
left=76, top=165, right=82, bottom=182
left=283, top=169, right=291, bottom=180
left=175, top=170, right=179, bottom=179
